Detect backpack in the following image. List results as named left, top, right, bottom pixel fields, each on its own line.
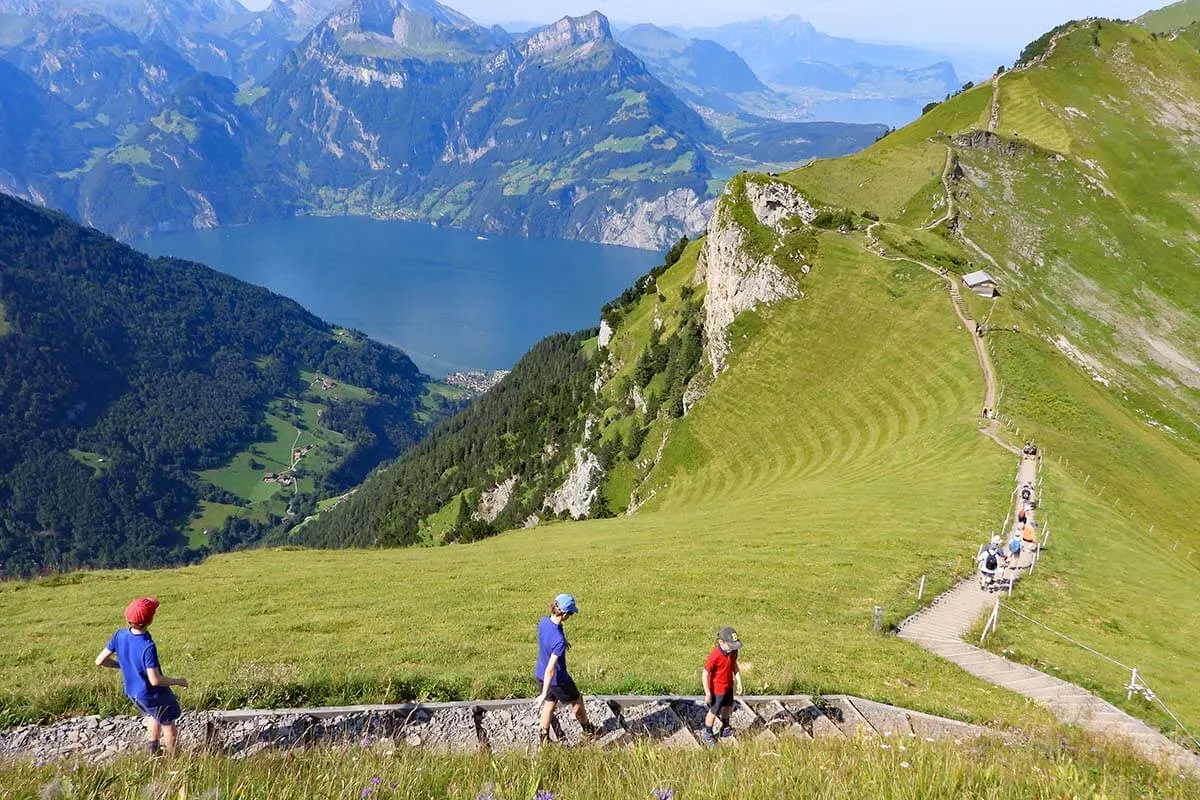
left=985, top=551, right=999, bottom=571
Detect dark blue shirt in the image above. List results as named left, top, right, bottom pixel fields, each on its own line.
left=535, top=616, right=569, bottom=686
left=107, top=628, right=161, bottom=705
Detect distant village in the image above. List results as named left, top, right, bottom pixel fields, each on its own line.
left=445, top=370, right=511, bottom=393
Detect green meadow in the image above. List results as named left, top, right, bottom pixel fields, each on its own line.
left=0, top=231, right=1033, bottom=732
left=4, top=733, right=1198, bottom=800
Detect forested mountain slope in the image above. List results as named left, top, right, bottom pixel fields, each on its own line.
left=0, top=195, right=447, bottom=577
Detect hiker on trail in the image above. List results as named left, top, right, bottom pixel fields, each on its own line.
left=1022, top=521, right=1038, bottom=546
left=701, top=626, right=744, bottom=747
left=978, top=535, right=1004, bottom=588
left=1006, top=531, right=1024, bottom=567
left=94, top=597, right=188, bottom=756
left=534, top=593, right=596, bottom=746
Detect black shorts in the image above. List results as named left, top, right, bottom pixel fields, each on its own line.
left=709, top=689, right=734, bottom=717
left=134, top=688, right=181, bottom=725
left=542, top=676, right=582, bottom=704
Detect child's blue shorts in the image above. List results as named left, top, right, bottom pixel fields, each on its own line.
left=134, top=688, right=181, bottom=724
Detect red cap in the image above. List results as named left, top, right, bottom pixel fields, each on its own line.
left=125, top=597, right=159, bottom=627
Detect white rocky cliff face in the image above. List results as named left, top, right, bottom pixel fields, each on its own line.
left=544, top=446, right=602, bottom=519
left=599, top=188, right=714, bottom=250
left=696, top=179, right=816, bottom=373
left=476, top=476, right=518, bottom=523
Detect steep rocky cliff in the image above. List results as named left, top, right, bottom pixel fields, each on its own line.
left=696, top=176, right=816, bottom=372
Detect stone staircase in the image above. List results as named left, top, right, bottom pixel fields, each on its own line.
left=0, top=695, right=999, bottom=764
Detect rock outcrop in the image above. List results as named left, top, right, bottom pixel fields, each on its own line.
left=544, top=446, right=602, bottom=518
left=598, top=319, right=614, bottom=349
left=598, top=188, right=714, bottom=250
left=476, top=475, right=517, bottom=523
left=696, top=178, right=815, bottom=373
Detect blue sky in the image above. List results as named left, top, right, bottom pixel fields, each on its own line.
left=239, top=0, right=1161, bottom=52
left=465, top=0, right=1160, bottom=49
left=234, top=0, right=1165, bottom=53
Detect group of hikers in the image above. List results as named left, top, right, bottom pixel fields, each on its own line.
left=96, top=593, right=745, bottom=755
left=977, top=449, right=1040, bottom=591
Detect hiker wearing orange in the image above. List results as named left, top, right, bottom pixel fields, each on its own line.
left=94, top=597, right=189, bottom=756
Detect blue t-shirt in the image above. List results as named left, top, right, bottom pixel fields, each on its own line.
left=535, top=616, right=569, bottom=686
left=107, top=627, right=161, bottom=705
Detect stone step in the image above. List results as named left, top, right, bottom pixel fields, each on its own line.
left=403, top=706, right=481, bottom=754
left=784, top=698, right=845, bottom=739
left=849, top=698, right=915, bottom=737
left=671, top=699, right=760, bottom=747
left=478, top=704, right=540, bottom=753
left=554, top=698, right=629, bottom=749
left=823, top=696, right=878, bottom=738
left=747, top=700, right=811, bottom=741
left=619, top=701, right=700, bottom=749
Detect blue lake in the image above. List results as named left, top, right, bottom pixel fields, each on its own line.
left=138, top=217, right=659, bottom=377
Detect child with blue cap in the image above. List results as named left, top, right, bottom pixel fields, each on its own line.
left=534, top=593, right=597, bottom=745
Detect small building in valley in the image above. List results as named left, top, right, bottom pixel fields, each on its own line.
left=962, top=270, right=999, bottom=298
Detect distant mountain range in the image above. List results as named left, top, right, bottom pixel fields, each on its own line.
left=0, top=0, right=968, bottom=247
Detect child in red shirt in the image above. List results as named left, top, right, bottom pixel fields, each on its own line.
left=700, top=626, right=744, bottom=747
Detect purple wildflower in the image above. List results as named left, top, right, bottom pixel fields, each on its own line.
left=475, top=792, right=497, bottom=800
left=371, top=777, right=382, bottom=786
left=360, top=790, right=372, bottom=799
left=652, top=789, right=675, bottom=800
left=533, top=792, right=555, bottom=800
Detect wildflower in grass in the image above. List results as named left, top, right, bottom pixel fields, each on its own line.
left=371, top=777, right=382, bottom=786
left=900, top=762, right=911, bottom=769
left=360, top=789, right=372, bottom=799
left=533, top=791, right=554, bottom=800
left=651, top=788, right=675, bottom=800
left=475, top=791, right=497, bottom=800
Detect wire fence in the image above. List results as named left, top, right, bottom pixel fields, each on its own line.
left=998, top=601, right=1200, bottom=752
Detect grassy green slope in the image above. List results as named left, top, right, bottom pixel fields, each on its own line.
left=0, top=227, right=1033, bottom=731
left=788, top=19, right=1200, bottom=741
left=1139, top=0, right=1200, bottom=33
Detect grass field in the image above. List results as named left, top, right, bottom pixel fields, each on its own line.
left=1139, top=0, right=1200, bottom=33
left=0, top=228, right=1033, bottom=731
left=3, top=732, right=1196, bottom=800
left=67, top=449, right=112, bottom=477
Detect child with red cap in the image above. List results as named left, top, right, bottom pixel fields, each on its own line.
left=94, top=597, right=189, bottom=755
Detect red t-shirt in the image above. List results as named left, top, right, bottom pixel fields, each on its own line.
left=704, top=646, right=738, bottom=694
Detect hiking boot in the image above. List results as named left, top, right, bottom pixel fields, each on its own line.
left=538, top=728, right=552, bottom=747
left=720, top=725, right=735, bottom=739
left=580, top=721, right=599, bottom=740
left=699, top=729, right=717, bottom=749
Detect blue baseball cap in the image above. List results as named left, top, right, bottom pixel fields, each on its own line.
left=555, top=593, right=578, bottom=614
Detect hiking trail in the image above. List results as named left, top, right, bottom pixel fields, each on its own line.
left=867, top=186, right=1200, bottom=774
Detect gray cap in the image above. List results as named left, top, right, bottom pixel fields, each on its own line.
left=717, top=626, right=742, bottom=650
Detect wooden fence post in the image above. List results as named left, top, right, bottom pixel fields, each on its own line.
left=918, top=575, right=927, bottom=600
left=873, top=606, right=884, bottom=634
